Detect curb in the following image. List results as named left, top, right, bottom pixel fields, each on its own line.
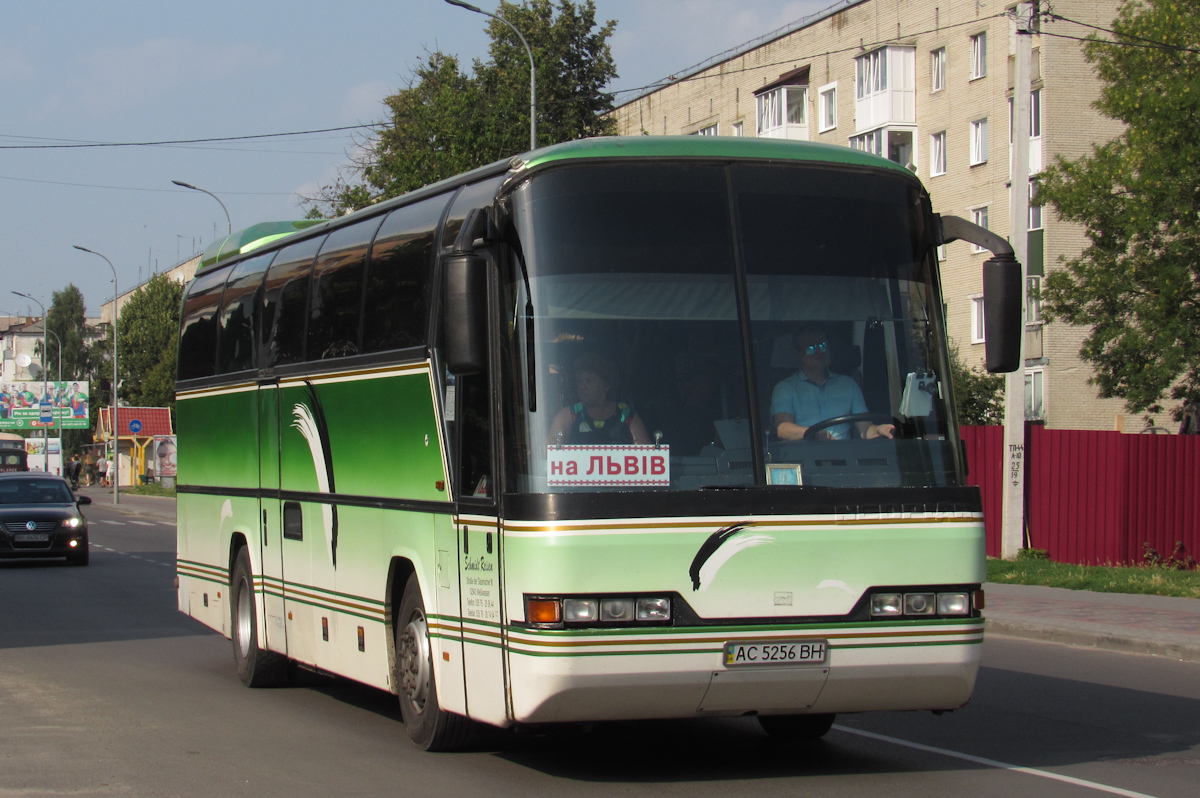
left=986, top=617, right=1200, bottom=663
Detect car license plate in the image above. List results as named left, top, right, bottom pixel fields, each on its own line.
left=723, top=639, right=828, bottom=667
left=15, top=533, right=50, bottom=543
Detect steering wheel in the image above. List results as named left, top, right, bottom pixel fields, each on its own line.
left=803, top=413, right=894, bottom=441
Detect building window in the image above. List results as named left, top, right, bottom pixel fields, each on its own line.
left=970, top=118, right=988, bottom=165
left=1030, top=88, right=1041, bottom=138
left=1025, top=368, right=1045, bottom=421
left=849, top=129, right=884, bottom=156
left=856, top=48, right=888, bottom=99
left=930, top=131, right=947, bottom=176
left=931, top=48, right=946, bottom=92
left=1026, top=275, right=1043, bottom=324
left=731, top=120, right=744, bottom=137
left=971, top=206, right=989, bottom=253
left=1029, top=181, right=1043, bottom=230
left=692, top=123, right=718, bottom=136
left=756, top=86, right=807, bottom=137
left=971, top=295, right=986, bottom=343
left=818, top=83, right=837, bottom=131
left=970, top=33, right=987, bottom=79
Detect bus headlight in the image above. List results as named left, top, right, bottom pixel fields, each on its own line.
left=870, top=593, right=903, bottom=617
left=936, top=592, right=971, bottom=616
left=636, top=597, right=671, bottom=622
left=600, top=599, right=635, bottom=622
left=904, top=593, right=937, bottom=615
left=563, top=598, right=598, bottom=623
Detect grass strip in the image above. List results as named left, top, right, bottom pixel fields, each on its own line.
left=987, top=557, right=1200, bottom=599
left=121, top=483, right=177, bottom=498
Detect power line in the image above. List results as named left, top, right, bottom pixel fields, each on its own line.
left=0, top=123, right=385, bottom=150
left=1046, top=13, right=1200, bottom=55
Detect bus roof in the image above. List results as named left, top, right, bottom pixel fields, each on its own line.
left=193, top=136, right=913, bottom=277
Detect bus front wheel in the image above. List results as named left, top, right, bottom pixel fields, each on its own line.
left=231, top=546, right=288, bottom=687
left=395, top=575, right=472, bottom=751
left=758, top=713, right=836, bottom=740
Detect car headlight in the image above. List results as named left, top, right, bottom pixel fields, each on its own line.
left=63, top=517, right=84, bottom=529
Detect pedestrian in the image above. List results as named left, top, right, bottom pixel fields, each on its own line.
left=98, top=455, right=109, bottom=487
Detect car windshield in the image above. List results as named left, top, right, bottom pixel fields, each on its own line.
left=0, top=479, right=75, bottom=504
left=498, top=161, right=960, bottom=494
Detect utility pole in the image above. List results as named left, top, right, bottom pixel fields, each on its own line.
left=1002, top=0, right=1036, bottom=558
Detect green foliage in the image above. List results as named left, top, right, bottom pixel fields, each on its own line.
left=1142, top=541, right=1197, bottom=570
left=1017, top=547, right=1050, bottom=560
left=949, top=345, right=1005, bottom=425
left=116, top=274, right=183, bottom=412
left=44, top=284, right=107, bottom=455
left=987, top=556, right=1200, bottom=598
left=305, top=0, right=617, bottom=215
left=1037, top=0, right=1200, bottom=415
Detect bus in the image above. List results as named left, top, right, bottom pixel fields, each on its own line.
left=175, top=136, right=1021, bottom=751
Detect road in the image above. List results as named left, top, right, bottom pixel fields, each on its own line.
left=1, top=501, right=1198, bottom=798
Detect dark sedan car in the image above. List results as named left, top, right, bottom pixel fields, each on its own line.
left=0, top=473, right=91, bottom=566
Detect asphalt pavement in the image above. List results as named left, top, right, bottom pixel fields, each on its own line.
left=78, top=485, right=1200, bottom=663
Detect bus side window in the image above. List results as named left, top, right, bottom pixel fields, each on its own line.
left=178, top=266, right=231, bottom=381
left=363, top=196, right=446, bottom=354
left=217, top=252, right=274, bottom=374
left=457, top=371, right=493, bottom=499
left=261, top=236, right=324, bottom=367
left=309, top=218, right=380, bottom=361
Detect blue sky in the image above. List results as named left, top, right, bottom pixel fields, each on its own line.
left=1, top=1, right=825, bottom=316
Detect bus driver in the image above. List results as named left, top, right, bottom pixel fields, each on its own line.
left=771, top=327, right=895, bottom=442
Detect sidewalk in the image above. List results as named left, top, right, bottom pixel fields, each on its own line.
left=76, top=485, right=177, bottom=524
left=985, top=582, right=1200, bottom=662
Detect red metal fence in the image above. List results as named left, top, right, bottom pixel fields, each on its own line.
left=961, top=425, right=1200, bottom=565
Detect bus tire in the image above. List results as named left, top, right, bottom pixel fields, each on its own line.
left=231, top=546, right=288, bottom=687
left=758, top=713, right=836, bottom=740
left=396, top=574, right=472, bottom=751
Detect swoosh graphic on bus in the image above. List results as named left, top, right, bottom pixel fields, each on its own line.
left=688, top=523, right=773, bottom=591
left=291, top=380, right=339, bottom=567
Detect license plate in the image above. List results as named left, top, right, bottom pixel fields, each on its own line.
left=15, top=533, right=50, bottom=543
left=723, top=639, right=828, bottom=667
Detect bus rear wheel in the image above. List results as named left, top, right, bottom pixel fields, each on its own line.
left=758, top=713, right=836, bottom=740
left=231, top=546, right=288, bottom=687
left=395, top=575, right=472, bottom=751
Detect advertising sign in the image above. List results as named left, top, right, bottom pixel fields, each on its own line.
left=152, top=436, right=177, bottom=479
left=0, top=381, right=90, bottom=430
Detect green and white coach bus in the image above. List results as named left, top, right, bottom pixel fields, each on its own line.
left=176, top=136, right=1021, bottom=750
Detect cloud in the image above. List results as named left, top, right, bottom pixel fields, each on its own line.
left=338, top=81, right=392, bottom=122
left=43, top=38, right=280, bottom=118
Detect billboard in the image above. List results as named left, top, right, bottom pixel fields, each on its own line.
left=0, top=381, right=91, bottom=430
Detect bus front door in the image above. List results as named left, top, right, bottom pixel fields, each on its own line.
left=257, top=380, right=288, bottom=656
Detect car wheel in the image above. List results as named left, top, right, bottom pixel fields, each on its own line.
left=231, top=546, right=288, bottom=687
left=758, top=713, right=836, bottom=740
left=395, top=574, right=472, bottom=751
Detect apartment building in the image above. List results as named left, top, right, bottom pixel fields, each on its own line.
left=610, top=0, right=1175, bottom=431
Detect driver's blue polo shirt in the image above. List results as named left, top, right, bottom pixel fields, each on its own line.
left=770, top=370, right=867, bottom=440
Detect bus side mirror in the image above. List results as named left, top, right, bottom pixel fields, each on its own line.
left=983, top=255, right=1022, bottom=373
left=444, top=253, right=488, bottom=375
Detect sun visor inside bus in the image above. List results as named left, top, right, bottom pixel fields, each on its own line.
left=535, top=274, right=892, bottom=321
left=198, top=220, right=327, bottom=270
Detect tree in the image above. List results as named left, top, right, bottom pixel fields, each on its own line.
left=43, top=284, right=107, bottom=455
left=1037, top=0, right=1200, bottom=415
left=305, top=0, right=617, bottom=216
left=949, top=345, right=1005, bottom=425
left=116, top=274, right=183, bottom=412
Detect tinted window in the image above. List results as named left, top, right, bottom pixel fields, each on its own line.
left=308, top=219, right=380, bottom=361
left=363, top=196, right=446, bottom=353
left=218, top=252, right=275, bottom=374
left=441, top=175, right=504, bottom=250
left=0, top=478, right=74, bottom=504
left=178, top=267, right=230, bottom=380
left=262, top=236, right=324, bottom=366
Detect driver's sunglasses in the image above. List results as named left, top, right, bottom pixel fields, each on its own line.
left=803, top=342, right=829, bottom=355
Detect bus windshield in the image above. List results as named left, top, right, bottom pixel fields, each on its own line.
left=500, top=161, right=961, bottom=493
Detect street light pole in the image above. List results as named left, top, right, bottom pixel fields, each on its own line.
left=44, top=328, right=63, bottom=454
left=444, top=0, right=537, bottom=151
left=12, top=291, right=48, bottom=473
left=73, top=246, right=120, bottom=505
left=172, top=180, right=232, bottom=235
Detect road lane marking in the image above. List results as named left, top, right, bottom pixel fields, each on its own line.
left=88, top=543, right=175, bottom=567
left=834, top=726, right=1159, bottom=798
left=128, top=521, right=156, bottom=526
